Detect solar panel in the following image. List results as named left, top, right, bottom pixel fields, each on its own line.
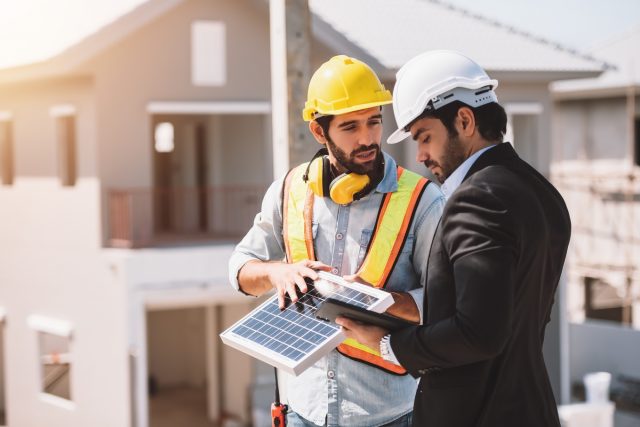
left=220, top=271, right=394, bottom=376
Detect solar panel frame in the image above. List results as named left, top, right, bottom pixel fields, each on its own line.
left=220, top=271, right=394, bottom=376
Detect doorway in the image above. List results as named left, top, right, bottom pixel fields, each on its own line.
left=146, top=307, right=212, bottom=427
left=152, top=116, right=210, bottom=235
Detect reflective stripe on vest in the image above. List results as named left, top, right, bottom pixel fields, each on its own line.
left=338, top=338, right=407, bottom=375
left=282, top=164, right=316, bottom=263
left=356, top=167, right=428, bottom=287
left=282, top=162, right=428, bottom=375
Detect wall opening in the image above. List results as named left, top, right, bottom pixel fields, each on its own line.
left=38, top=331, right=72, bottom=401
left=634, top=117, right=639, bottom=167
left=0, top=120, right=13, bottom=186
left=584, top=276, right=632, bottom=326
left=146, top=306, right=210, bottom=427
left=56, top=115, right=77, bottom=187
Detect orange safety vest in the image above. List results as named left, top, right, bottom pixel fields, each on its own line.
left=282, top=162, right=428, bottom=375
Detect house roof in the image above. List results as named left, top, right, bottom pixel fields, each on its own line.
left=309, top=0, right=606, bottom=77
left=551, top=26, right=640, bottom=99
left=0, top=0, right=606, bottom=85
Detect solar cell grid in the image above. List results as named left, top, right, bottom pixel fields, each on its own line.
left=221, top=272, right=394, bottom=375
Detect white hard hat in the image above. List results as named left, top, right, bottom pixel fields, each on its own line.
left=387, top=50, right=499, bottom=144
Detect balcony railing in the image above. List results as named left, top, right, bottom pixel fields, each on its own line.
left=107, top=185, right=266, bottom=248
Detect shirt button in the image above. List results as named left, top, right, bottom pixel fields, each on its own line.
left=336, top=233, right=343, bottom=240
left=327, top=370, right=335, bottom=379
left=331, top=268, right=339, bottom=274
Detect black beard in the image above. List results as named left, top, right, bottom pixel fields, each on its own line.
left=424, top=132, right=466, bottom=184
left=326, top=136, right=383, bottom=176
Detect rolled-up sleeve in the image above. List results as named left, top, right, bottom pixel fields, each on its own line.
left=228, top=178, right=287, bottom=292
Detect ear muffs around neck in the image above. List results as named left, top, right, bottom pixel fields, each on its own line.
left=304, top=152, right=372, bottom=204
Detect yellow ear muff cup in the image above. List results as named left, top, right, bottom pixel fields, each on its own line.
left=329, top=173, right=370, bottom=205
left=307, top=156, right=331, bottom=197
left=307, top=154, right=371, bottom=204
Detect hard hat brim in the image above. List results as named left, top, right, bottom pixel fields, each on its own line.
left=304, top=99, right=392, bottom=122
left=387, top=128, right=411, bottom=144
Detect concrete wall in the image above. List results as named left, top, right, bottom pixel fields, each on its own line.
left=552, top=90, right=640, bottom=425
left=0, top=251, right=130, bottom=427
left=218, top=114, right=271, bottom=185
left=0, top=77, right=97, bottom=180
left=0, top=77, right=101, bottom=249
left=0, top=75, right=131, bottom=426
left=86, top=0, right=272, bottom=190
left=553, top=98, right=629, bottom=162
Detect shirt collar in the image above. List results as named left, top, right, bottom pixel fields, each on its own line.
left=375, top=151, right=398, bottom=193
left=441, top=145, right=495, bottom=199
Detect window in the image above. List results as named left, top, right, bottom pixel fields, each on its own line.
left=584, top=276, right=632, bottom=326
left=154, top=122, right=175, bottom=153
left=51, top=105, right=77, bottom=187
left=191, top=21, right=226, bottom=86
left=39, top=332, right=72, bottom=401
left=28, top=315, right=73, bottom=406
left=505, top=103, right=543, bottom=170
left=57, top=116, right=76, bottom=186
left=0, top=115, right=13, bottom=186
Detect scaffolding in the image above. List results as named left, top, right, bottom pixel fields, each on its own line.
left=553, top=168, right=640, bottom=327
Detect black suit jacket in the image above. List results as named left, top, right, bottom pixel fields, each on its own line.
left=391, top=143, right=570, bottom=427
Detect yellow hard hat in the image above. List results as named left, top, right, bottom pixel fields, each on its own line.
left=302, top=55, right=392, bottom=121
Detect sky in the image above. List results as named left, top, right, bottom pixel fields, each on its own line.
left=0, top=0, right=639, bottom=69
left=0, top=0, right=148, bottom=69
left=445, top=0, right=640, bottom=51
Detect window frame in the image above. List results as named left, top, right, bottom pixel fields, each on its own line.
left=0, top=112, right=14, bottom=186
left=27, top=315, right=76, bottom=411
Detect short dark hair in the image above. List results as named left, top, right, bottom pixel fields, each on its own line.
left=314, top=115, right=334, bottom=140
left=405, top=101, right=507, bottom=143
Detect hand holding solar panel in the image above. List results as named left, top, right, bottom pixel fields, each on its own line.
left=264, top=259, right=333, bottom=309
left=220, top=271, right=394, bottom=375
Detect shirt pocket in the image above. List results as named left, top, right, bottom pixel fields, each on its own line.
left=356, top=229, right=373, bottom=267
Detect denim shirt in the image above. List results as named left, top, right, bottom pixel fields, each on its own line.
left=229, top=152, right=445, bottom=427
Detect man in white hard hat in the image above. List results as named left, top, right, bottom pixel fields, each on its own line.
left=229, top=55, right=445, bottom=427
left=338, top=50, right=570, bottom=426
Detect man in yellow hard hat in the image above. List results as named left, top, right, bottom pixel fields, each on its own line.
left=228, top=55, right=445, bottom=427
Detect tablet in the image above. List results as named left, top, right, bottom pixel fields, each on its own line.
left=316, top=297, right=414, bottom=331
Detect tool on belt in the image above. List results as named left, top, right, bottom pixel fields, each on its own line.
left=271, top=367, right=288, bottom=427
